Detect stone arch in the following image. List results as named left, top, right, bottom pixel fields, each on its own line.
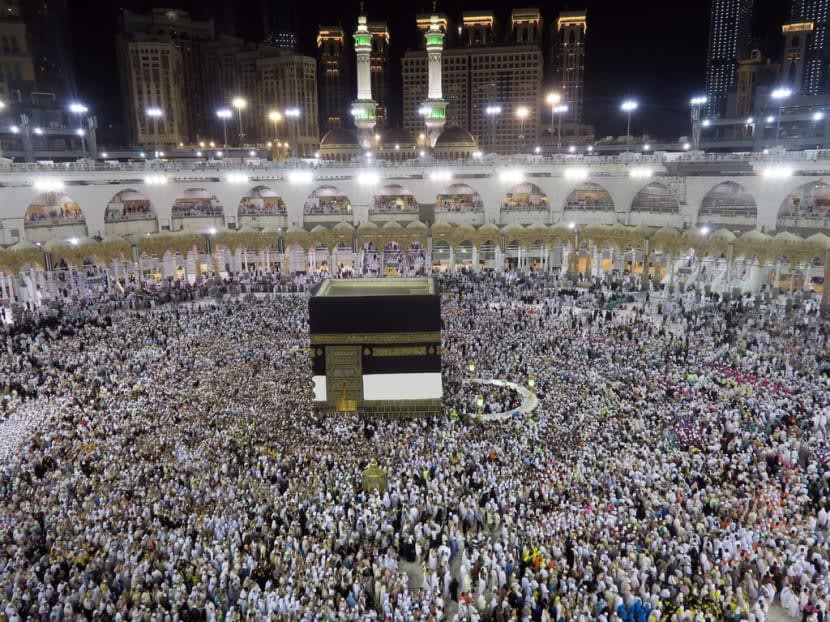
left=312, top=239, right=330, bottom=273
left=479, top=239, right=497, bottom=269
left=631, top=182, right=680, bottom=213
left=105, top=189, right=157, bottom=223
left=332, top=241, right=355, bottom=275
left=432, top=239, right=451, bottom=269
left=285, top=242, right=307, bottom=273
left=699, top=181, right=757, bottom=220
left=24, top=192, right=87, bottom=240
left=777, top=181, right=830, bottom=232
left=380, top=239, right=404, bottom=276
left=406, top=240, right=427, bottom=276
left=172, top=188, right=224, bottom=219
left=502, top=182, right=549, bottom=211
left=505, top=239, right=522, bottom=270
left=455, top=240, right=474, bottom=268
left=238, top=185, right=287, bottom=218
left=104, top=189, right=158, bottom=236
left=304, top=185, right=352, bottom=215
left=436, top=183, right=484, bottom=213
left=564, top=182, right=615, bottom=211
left=528, top=239, right=547, bottom=263
left=371, top=184, right=419, bottom=214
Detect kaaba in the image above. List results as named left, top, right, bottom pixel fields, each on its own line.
left=309, top=278, right=442, bottom=417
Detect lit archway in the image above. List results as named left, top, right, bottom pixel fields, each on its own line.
left=456, top=240, right=474, bottom=268
left=432, top=240, right=451, bottom=269
left=382, top=240, right=403, bottom=276
left=105, top=189, right=158, bottom=235
left=480, top=239, right=497, bottom=270
left=777, top=181, right=830, bottom=232
left=700, top=182, right=757, bottom=220
left=286, top=243, right=307, bottom=273
left=371, top=184, right=419, bottom=214
left=304, top=185, right=352, bottom=216
left=436, top=184, right=484, bottom=213
left=24, top=192, right=87, bottom=241
left=631, top=182, right=679, bottom=213
left=238, top=186, right=286, bottom=218
left=502, top=183, right=549, bottom=211
left=172, top=189, right=224, bottom=219
left=564, top=182, right=614, bottom=211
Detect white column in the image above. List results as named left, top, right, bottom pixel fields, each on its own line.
left=449, top=247, right=456, bottom=274
left=472, top=245, right=480, bottom=273
left=426, top=17, right=444, bottom=100
left=355, top=17, right=372, bottom=101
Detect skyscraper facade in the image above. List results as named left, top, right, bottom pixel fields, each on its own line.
left=705, top=0, right=754, bottom=117
left=255, top=54, right=319, bottom=156
left=317, top=27, right=351, bottom=131
left=0, top=1, right=36, bottom=101
left=116, top=9, right=215, bottom=145
left=368, top=21, right=390, bottom=127
left=552, top=10, right=587, bottom=123
left=261, top=0, right=298, bottom=51
left=17, top=0, right=75, bottom=100
left=790, top=0, right=830, bottom=94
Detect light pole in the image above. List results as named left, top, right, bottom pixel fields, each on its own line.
left=145, top=106, right=163, bottom=158
left=545, top=92, right=561, bottom=150
left=621, top=100, right=638, bottom=146
left=216, top=108, right=232, bottom=149
left=232, top=97, right=247, bottom=147
left=485, top=104, right=501, bottom=153
left=69, top=102, right=88, bottom=156
left=285, top=107, right=301, bottom=157
left=689, top=95, right=707, bottom=150
left=516, top=105, right=529, bottom=152
left=771, top=87, right=792, bottom=147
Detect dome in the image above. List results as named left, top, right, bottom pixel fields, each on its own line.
left=434, top=127, right=478, bottom=148
left=320, top=128, right=360, bottom=148
left=740, top=229, right=771, bottom=242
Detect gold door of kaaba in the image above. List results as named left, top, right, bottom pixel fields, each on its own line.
left=326, top=346, right=363, bottom=411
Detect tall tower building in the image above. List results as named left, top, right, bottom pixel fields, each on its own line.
left=422, top=13, right=448, bottom=147
left=552, top=10, right=587, bottom=123
left=461, top=12, right=495, bottom=47
left=782, top=21, right=813, bottom=91
left=17, top=0, right=75, bottom=99
left=116, top=9, right=215, bottom=144
left=790, top=0, right=830, bottom=94
left=368, top=21, right=390, bottom=127
left=318, top=26, right=350, bottom=130
left=705, top=0, right=754, bottom=117
left=261, top=0, right=298, bottom=51
left=351, top=12, right=377, bottom=146
left=512, top=8, right=542, bottom=46
left=0, top=1, right=36, bottom=101
left=256, top=53, right=319, bottom=156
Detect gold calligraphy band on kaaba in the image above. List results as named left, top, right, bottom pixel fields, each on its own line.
left=310, top=331, right=441, bottom=346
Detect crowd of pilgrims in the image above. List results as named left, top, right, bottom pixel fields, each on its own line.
left=0, top=270, right=829, bottom=622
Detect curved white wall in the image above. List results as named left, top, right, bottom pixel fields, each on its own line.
left=0, top=163, right=826, bottom=242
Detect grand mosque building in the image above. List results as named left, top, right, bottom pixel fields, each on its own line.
left=0, top=7, right=828, bottom=311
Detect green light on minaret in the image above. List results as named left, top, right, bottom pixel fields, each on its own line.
left=426, top=33, right=444, bottom=46
left=354, top=34, right=371, bottom=46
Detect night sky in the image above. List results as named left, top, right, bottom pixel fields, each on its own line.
left=68, top=0, right=790, bottom=143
